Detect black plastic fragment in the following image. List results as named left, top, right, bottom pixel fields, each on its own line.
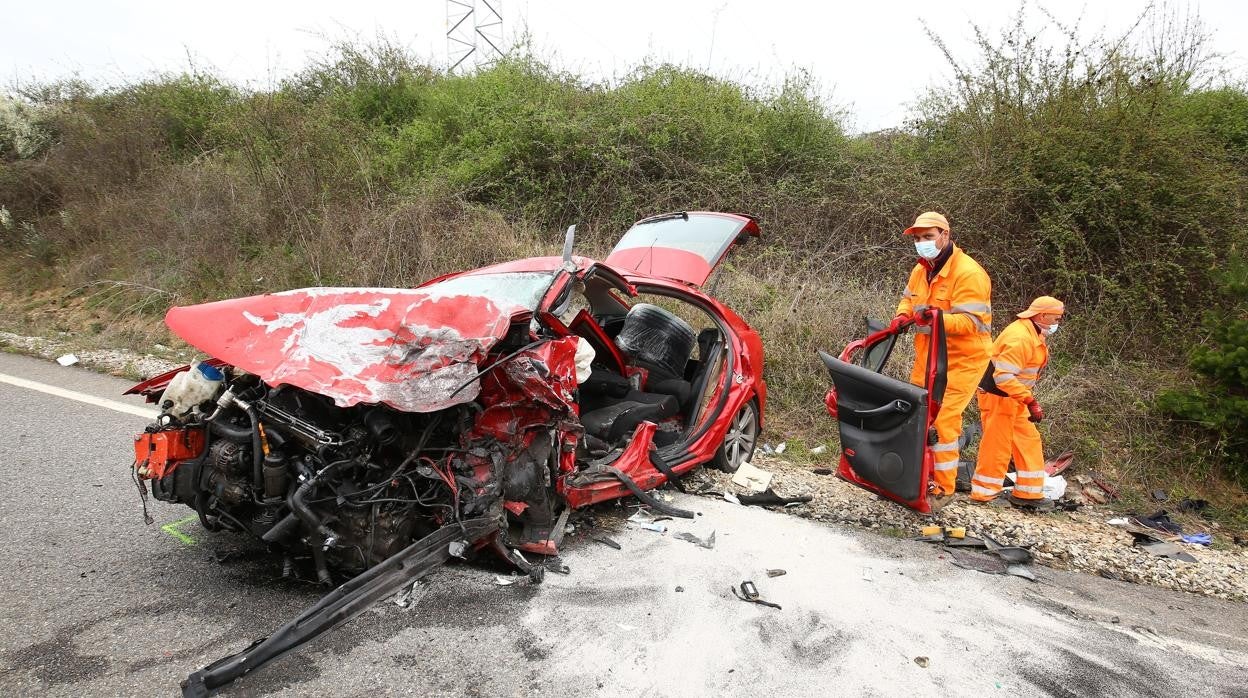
left=181, top=516, right=497, bottom=697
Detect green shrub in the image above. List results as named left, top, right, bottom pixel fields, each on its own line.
left=1157, top=261, right=1248, bottom=481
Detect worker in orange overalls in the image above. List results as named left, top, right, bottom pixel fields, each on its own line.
left=889, top=212, right=993, bottom=513
left=970, top=296, right=1065, bottom=510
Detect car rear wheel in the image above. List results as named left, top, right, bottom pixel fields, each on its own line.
left=714, top=399, right=758, bottom=473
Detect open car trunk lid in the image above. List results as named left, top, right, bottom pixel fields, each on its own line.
left=604, top=211, right=760, bottom=287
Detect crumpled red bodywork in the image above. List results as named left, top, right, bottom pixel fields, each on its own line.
left=165, top=288, right=525, bottom=413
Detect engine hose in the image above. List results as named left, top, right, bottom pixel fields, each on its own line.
left=193, top=493, right=222, bottom=532
left=207, top=420, right=253, bottom=443
left=260, top=512, right=301, bottom=544
left=606, top=466, right=695, bottom=519
left=244, top=405, right=264, bottom=492
left=288, top=460, right=347, bottom=546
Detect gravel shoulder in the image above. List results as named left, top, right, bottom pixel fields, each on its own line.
left=695, top=455, right=1248, bottom=602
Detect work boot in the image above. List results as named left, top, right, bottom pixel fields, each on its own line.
left=927, top=490, right=955, bottom=514
left=954, top=463, right=972, bottom=493
left=1008, top=494, right=1054, bottom=512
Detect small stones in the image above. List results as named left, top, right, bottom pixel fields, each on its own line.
left=696, top=454, right=1248, bottom=602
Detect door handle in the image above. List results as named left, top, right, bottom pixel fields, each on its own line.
left=850, top=399, right=911, bottom=417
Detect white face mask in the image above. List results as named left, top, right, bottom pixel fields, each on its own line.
left=1044, top=323, right=1059, bottom=336
left=914, top=239, right=941, bottom=260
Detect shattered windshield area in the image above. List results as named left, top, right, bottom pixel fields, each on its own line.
left=612, top=214, right=747, bottom=262
left=421, top=272, right=556, bottom=311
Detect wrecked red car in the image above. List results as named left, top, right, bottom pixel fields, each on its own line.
left=126, top=211, right=764, bottom=695
left=820, top=310, right=948, bottom=514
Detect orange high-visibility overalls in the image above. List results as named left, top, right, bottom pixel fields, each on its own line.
left=972, top=319, right=1049, bottom=500
left=896, top=244, right=993, bottom=496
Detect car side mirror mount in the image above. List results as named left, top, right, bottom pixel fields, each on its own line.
left=562, top=224, right=577, bottom=271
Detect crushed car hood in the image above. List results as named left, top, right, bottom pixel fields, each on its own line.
left=165, top=287, right=529, bottom=412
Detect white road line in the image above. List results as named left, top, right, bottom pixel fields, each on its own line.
left=0, top=372, right=158, bottom=419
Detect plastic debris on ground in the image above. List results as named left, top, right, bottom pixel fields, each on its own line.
left=731, top=580, right=782, bottom=610
left=494, top=575, right=519, bottom=586
left=56, top=354, right=79, bottom=367
left=810, top=445, right=827, bottom=455
left=736, top=488, right=813, bottom=507
left=1006, top=565, right=1038, bottom=581
left=1178, top=498, right=1210, bottom=514
left=1181, top=533, right=1212, bottom=546
left=766, top=569, right=786, bottom=577
left=545, top=559, right=571, bottom=574
left=627, top=510, right=668, bottom=533
left=938, top=529, right=1039, bottom=579
left=1042, top=475, right=1067, bottom=500
left=914, top=657, right=930, bottom=668
left=593, top=535, right=622, bottom=550
left=673, top=531, right=716, bottom=549
left=1044, top=450, right=1075, bottom=476
left=861, top=567, right=873, bottom=582
left=948, top=549, right=1008, bottom=575
left=774, top=442, right=787, bottom=455
left=722, top=491, right=741, bottom=505
left=393, top=580, right=423, bottom=608
left=1138, top=541, right=1198, bottom=563
left=731, top=462, right=773, bottom=492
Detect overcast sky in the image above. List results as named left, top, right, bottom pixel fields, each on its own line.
left=3, top=1, right=1245, bottom=131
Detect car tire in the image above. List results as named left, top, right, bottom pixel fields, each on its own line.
left=713, top=399, right=759, bottom=473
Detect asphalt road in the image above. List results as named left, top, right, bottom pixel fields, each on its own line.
left=1, top=350, right=1247, bottom=697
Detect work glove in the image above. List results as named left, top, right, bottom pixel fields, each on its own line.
left=887, top=313, right=912, bottom=334
left=1024, top=397, right=1044, bottom=423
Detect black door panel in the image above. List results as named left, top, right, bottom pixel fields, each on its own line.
left=820, top=352, right=928, bottom=503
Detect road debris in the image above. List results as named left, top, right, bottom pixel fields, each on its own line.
left=1181, top=533, right=1212, bottom=546
left=1044, top=451, right=1074, bottom=476
left=732, top=580, right=782, bottom=610
left=1006, top=565, right=1038, bottom=581
left=1042, top=475, right=1067, bottom=500
left=545, top=561, right=571, bottom=574
left=494, top=575, right=520, bottom=586
left=593, top=535, right=622, bottom=550
left=914, top=656, right=930, bottom=668
left=810, top=445, right=827, bottom=455
left=695, top=453, right=1248, bottom=601
left=948, top=548, right=1008, bottom=575
left=1139, top=541, right=1198, bottom=563
left=1178, top=498, right=1210, bottom=514
left=56, top=353, right=79, bottom=366
left=766, top=569, right=787, bottom=577
left=731, top=462, right=773, bottom=492
left=628, top=510, right=668, bottom=533
left=736, top=488, right=813, bottom=507
left=673, top=531, right=716, bottom=549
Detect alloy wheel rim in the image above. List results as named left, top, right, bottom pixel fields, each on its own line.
left=725, top=405, right=757, bottom=467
